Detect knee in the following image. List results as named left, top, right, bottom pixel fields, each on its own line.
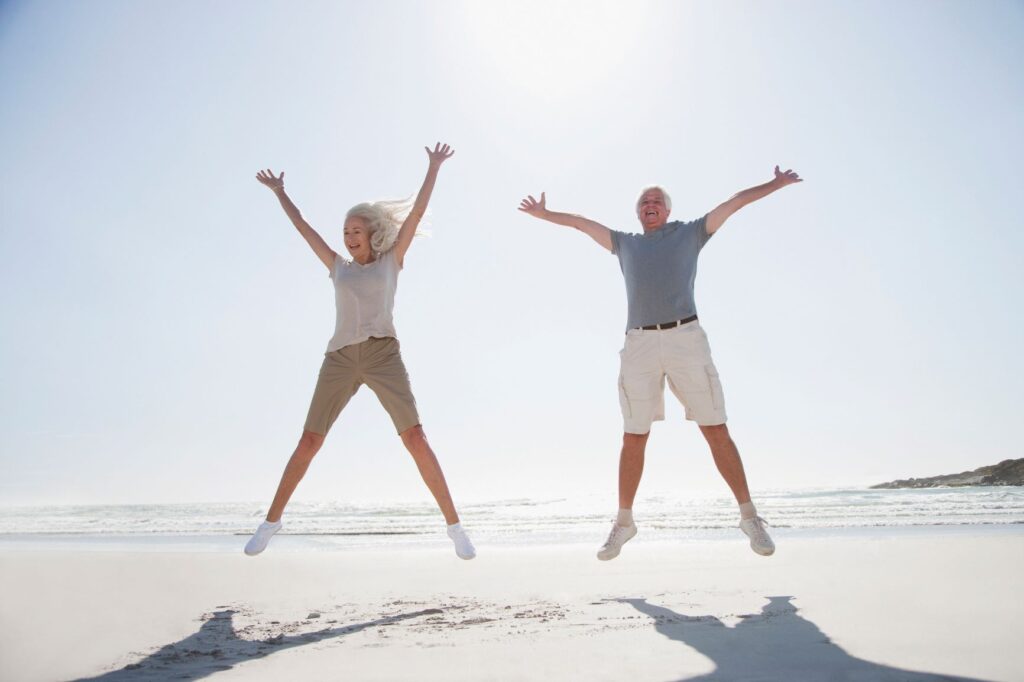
left=622, top=431, right=650, bottom=451
left=296, top=431, right=325, bottom=459
left=400, top=425, right=428, bottom=452
left=699, top=423, right=731, bottom=447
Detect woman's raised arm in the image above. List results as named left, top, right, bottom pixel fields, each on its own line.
left=256, top=169, right=338, bottom=272
left=393, top=143, right=454, bottom=268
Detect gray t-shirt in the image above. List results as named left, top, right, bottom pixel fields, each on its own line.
left=609, top=216, right=712, bottom=331
left=325, top=248, right=400, bottom=352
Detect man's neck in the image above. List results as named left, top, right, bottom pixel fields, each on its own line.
left=642, top=221, right=668, bottom=234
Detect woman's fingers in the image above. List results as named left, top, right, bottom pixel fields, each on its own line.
left=427, top=142, right=455, bottom=160
left=255, top=169, right=283, bottom=187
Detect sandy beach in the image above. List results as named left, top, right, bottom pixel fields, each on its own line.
left=1, top=529, right=1021, bottom=681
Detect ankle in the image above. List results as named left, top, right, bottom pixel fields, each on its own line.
left=739, top=501, right=757, bottom=520
left=616, top=508, right=634, bottom=526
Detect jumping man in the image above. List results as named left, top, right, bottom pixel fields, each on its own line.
left=518, top=165, right=802, bottom=559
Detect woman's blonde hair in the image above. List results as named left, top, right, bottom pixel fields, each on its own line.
left=345, top=198, right=416, bottom=254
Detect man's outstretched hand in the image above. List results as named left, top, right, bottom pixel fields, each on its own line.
left=773, top=165, right=802, bottom=187
left=518, top=192, right=547, bottom=218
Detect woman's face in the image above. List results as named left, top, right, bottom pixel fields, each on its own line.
left=343, top=216, right=372, bottom=262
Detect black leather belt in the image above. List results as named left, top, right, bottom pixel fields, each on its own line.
left=639, top=315, right=698, bottom=331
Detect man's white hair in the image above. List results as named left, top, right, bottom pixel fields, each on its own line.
left=345, top=198, right=415, bottom=254
left=635, top=186, right=673, bottom=214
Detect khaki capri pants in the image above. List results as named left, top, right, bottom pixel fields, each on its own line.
left=304, top=336, right=420, bottom=436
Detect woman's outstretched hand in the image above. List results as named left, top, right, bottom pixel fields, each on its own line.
left=518, top=192, right=547, bottom=218
left=425, top=143, right=454, bottom=167
left=256, top=169, right=285, bottom=192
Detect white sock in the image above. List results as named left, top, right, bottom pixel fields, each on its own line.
left=616, top=509, right=634, bottom=526
left=447, top=522, right=462, bottom=532
left=739, top=502, right=757, bottom=520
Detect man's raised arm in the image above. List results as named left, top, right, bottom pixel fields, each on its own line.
left=518, top=192, right=614, bottom=252
left=705, top=165, right=802, bottom=236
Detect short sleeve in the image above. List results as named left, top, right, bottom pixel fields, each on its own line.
left=692, top=214, right=712, bottom=248
left=609, top=229, right=624, bottom=255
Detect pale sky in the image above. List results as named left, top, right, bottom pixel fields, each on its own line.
left=1, top=0, right=1022, bottom=506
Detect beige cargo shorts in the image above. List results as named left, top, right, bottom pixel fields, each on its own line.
left=618, top=320, right=727, bottom=433
left=304, top=336, right=420, bottom=436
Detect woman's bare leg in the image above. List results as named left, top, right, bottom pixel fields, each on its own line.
left=399, top=425, right=459, bottom=525
left=265, top=430, right=325, bottom=523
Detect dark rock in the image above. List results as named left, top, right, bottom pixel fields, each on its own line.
left=870, top=458, right=1024, bottom=489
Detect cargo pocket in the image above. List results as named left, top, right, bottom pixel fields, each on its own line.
left=619, top=372, right=662, bottom=421
left=618, top=375, right=633, bottom=418
left=705, top=364, right=724, bottom=411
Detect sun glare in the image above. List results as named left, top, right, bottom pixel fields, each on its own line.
left=458, top=1, right=648, bottom=99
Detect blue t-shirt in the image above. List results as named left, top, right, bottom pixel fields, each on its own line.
left=609, top=216, right=712, bottom=332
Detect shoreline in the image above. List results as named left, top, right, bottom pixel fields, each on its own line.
left=1, top=521, right=1021, bottom=553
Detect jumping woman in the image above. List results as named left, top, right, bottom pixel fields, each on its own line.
left=245, top=143, right=475, bottom=560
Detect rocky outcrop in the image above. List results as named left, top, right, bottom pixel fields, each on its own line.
left=871, top=458, right=1024, bottom=489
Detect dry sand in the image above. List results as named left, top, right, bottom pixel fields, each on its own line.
left=1, top=529, right=1021, bottom=681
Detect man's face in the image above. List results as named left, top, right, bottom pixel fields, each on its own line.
left=637, top=189, right=670, bottom=232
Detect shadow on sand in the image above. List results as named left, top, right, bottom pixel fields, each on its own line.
left=72, top=607, right=442, bottom=681
left=618, top=597, right=992, bottom=682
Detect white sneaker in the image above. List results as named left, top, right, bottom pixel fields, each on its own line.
left=447, top=523, right=476, bottom=560
left=739, top=516, right=775, bottom=556
left=244, top=520, right=281, bottom=556
left=597, top=521, right=637, bottom=561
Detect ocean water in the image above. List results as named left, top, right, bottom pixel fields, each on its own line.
left=1, top=487, right=1022, bottom=551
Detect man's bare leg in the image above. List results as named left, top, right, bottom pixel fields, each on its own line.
left=699, top=423, right=774, bottom=555
left=598, top=432, right=649, bottom=561
left=619, top=431, right=650, bottom=510
left=698, top=423, right=751, bottom=505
